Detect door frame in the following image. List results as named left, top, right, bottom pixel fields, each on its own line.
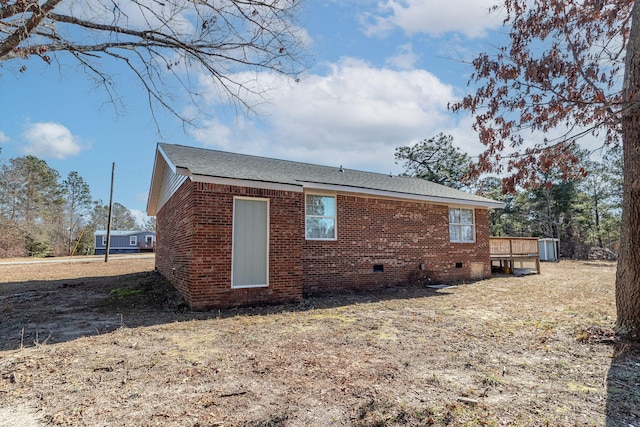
left=231, top=196, right=270, bottom=288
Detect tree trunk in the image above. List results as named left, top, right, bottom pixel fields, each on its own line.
left=616, top=1, right=640, bottom=340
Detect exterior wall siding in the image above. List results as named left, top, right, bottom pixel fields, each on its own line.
left=156, top=180, right=304, bottom=310
left=302, top=195, right=491, bottom=294
left=94, top=231, right=156, bottom=254
left=158, top=163, right=187, bottom=212
left=156, top=184, right=491, bottom=309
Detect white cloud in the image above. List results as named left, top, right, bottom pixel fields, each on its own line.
left=22, top=122, right=89, bottom=159
left=269, top=57, right=455, bottom=144
left=190, top=117, right=238, bottom=151
left=364, top=0, right=503, bottom=39
left=190, top=114, right=276, bottom=154
left=129, top=208, right=151, bottom=229
left=385, top=43, right=419, bottom=70
left=0, top=131, right=9, bottom=144
left=193, top=57, right=477, bottom=175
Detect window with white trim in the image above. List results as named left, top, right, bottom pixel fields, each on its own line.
left=101, top=236, right=107, bottom=246
left=130, top=236, right=137, bottom=246
left=305, top=194, right=336, bottom=240
left=449, top=208, right=475, bottom=242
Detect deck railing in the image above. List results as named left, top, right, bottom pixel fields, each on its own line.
left=489, top=237, right=539, bottom=257
left=489, top=237, right=540, bottom=274
left=137, top=241, right=156, bottom=251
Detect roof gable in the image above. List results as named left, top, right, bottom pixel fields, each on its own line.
left=147, top=143, right=504, bottom=215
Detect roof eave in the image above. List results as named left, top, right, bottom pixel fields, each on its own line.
left=147, top=144, right=189, bottom=216
left=146, top=145, right=164, bottom=216
left=300, top=182, right=505, bottom=209
left=189, top=173, right=303, bottom=193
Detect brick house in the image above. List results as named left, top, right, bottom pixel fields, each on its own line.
left=147, top=143, right=504, bottom=310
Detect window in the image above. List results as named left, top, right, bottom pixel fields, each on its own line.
left=449, top=208, right=475, bottom=242
left=101, top=236, right=107, bottom=246
left=130, top=236, right=137, bottom=246
left=305, top=194, right=336, bottom=240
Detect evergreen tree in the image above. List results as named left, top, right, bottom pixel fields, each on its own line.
left=395, top=134, right=472, bottom=190
left=62, top=172, right=93, bottom=255
left=0, top=156, right=62, bottom=256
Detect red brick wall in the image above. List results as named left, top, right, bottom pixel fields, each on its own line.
left=155, top=180, right=195, bottom=305
left=156, top=180, right=304, bottom=310
left=157, top=183, right=491, bottom=309
left=302, top=195, right=491, bottom=293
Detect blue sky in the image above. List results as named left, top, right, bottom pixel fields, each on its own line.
left=0, top=0, right=508, bottom=225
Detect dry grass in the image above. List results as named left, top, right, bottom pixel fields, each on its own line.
left=0, top=258, right=638, bottom=426
left=0, top=255, right=154, bottom=289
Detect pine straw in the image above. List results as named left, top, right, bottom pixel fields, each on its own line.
left=1, top=259, right=638, bottom=426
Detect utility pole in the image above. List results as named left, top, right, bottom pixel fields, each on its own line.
left=105, top=162, right=115, bottom=263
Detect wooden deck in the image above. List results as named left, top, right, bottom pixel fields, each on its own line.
left=489, top=237, right=540, bottom=274
left=137, top=242, right=156, bottom=253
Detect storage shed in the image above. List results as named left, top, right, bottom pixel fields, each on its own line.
left=538, top=238, right=560, bottom=261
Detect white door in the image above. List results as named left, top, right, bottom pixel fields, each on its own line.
left=232, top=198, right=269, bottom=288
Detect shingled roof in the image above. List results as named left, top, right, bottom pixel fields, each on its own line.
left=147, top=143, right=504, bottom=215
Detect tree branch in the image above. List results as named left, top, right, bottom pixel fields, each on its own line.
left=0, top=0, right=62, bottom=58
left=0, top=0, right=38, bottom=20
left=1, top=0, right=308, bottom=128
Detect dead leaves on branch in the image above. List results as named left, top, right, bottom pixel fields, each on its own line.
left=452, top=0, right=633, bottom=190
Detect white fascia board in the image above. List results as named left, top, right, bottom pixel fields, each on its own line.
left=190, top=174, right=303, bottom=193
left=158, top=144, right=178, bottom=174
left=300, top=182, right=506, bottom=209
left=148, top=145, right=194, bottom=216
left=147, top=145, right=172, bottom=216
left=147, top=152, right=161, bottom=216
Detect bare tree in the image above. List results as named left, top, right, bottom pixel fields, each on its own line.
left=1, top=0, right=308, bottom=120
left=450, top=0, right=639, bottom=340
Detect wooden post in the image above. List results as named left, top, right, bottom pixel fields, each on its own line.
left=508, top=238, right=514, bottom=273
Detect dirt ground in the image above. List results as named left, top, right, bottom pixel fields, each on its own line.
left=0, top=257, right=638, bottom=426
